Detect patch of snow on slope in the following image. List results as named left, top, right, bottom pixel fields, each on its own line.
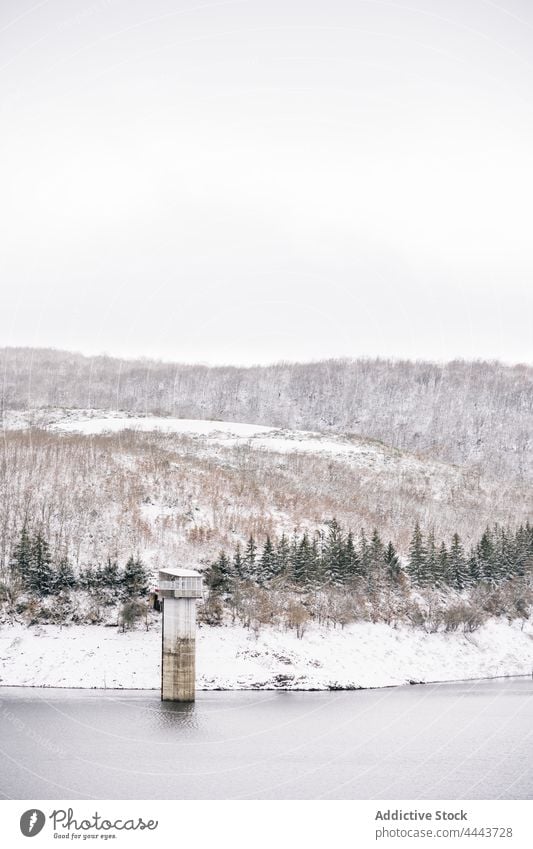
left=53, top=415, right=277, bottom=439
left=4, top=409, right=458, bottom=480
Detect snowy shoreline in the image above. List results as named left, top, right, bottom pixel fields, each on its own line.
left=0, top=674, right=530, bottom=692
left=1, top=619, right=531, bottom=692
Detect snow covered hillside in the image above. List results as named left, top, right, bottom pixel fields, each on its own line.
left=2, top=409, right=531, bottom=575
left=1, top=618, right=531, bottom=691
left=1, top=410, right=531, bottom=693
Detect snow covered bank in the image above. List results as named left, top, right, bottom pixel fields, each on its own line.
left=0, top=620, right=531, bottom=691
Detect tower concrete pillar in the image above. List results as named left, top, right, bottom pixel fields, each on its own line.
left=158, top=568, right=203, bottom=702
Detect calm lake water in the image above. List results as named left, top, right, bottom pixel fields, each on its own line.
left=1, top=679, right=531, bottom=799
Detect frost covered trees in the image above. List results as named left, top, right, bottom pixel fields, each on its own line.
left=11, top=527, right=55, bottom=595
left=207, top=551, right=234, bottom=596
left=122, top=556, right=150, bottom=599
left=407, top=522, right=428, bottom=587
left=206, top=520, right=533, bottom=598
left=202, top=520, right=533, bottom=636
left=3, top=349, right=531, bottom=485
left=384, top=542, right=402, bottom=584
left=7, top=525, right=150, bottom=619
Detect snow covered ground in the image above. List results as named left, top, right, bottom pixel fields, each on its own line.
left=52, top=413, right=276, bottom=440
left=0, top=619, right=531, bottom=691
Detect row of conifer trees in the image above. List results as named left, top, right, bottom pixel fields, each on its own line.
left=9, top=526, right=150, bottom=598
left=207, top=520, right=533, bottom=595
left=7, top=519, right=533, bottom=602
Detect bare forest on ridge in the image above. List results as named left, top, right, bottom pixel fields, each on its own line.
left=2, top=347, right=532, bottom=482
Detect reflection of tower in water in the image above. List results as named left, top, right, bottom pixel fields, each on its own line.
left=157, top=568, right=204, bottom=702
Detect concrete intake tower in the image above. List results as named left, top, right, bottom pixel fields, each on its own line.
left=158, top=567, right=204, bottom=701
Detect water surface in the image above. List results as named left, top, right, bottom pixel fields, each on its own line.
left=1, top=679, right=531, bottom=799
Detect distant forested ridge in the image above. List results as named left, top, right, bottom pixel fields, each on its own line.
left=1, top=347, right=532, bottom=481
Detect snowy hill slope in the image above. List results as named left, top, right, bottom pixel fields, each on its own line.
left=1, top=409, right=531, bottom=573
left=1, top=411, right=531, bottom=693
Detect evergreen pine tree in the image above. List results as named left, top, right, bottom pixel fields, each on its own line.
left=468, top=548, right=482, bottom=584
left=408, top=522, right=427, bottom=586
left=207, top=551, right=234, bottom=596
left=30, top=531, right=55, bottom=595
left=492, top=525, right=509, bottom=584
left=275, top=534, right=291, bottom=580
left=257, top=536, right=276, bottom=584
left=54, top=556, right=77, bottom=593
left=438, top=541, right=450, bottom=586
left=93, top=564, right=106, bottom=594
left=477, top=527, right=496, bottom=583
left=102, top=558, right=120, bottom=589
left=312, top=530, right=326, bottom=584
left=448, top=533, right=468, bottom=591
left=287, top=533, right=299, bottom=583
left=359, top=529, right=370, bottom=580
left=513, top=525, right=529, bottom=578
left=384, top=541, right=402, bottom=585
left=308, top=534, right=321, bottom=587
left=367, top=528, right=385, bottom=592
left=322, top=519, right=346, bottom=586
left=425, top=530, right=438, bottom=586
left=344, top=531, right=362, bottom=580
left=122, top=555, right=149, bottom=598
left=80, top=565, right=96, bottom=593
left=11, top=525, right=32, bottom=588
left=499, top=526, right=516, bottom=581
left=525, top=521, right=533, bottom=558
left=233, top=543, right=244, bottom=580
left=243, top=535, right=257, bottom=580
left=293, top=532, right=313, bottom=587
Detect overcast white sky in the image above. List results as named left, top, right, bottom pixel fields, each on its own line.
left=1, top=0, right=532, bottom=365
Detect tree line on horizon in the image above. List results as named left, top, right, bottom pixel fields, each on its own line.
left=2, top=348, right=531, bottom=485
